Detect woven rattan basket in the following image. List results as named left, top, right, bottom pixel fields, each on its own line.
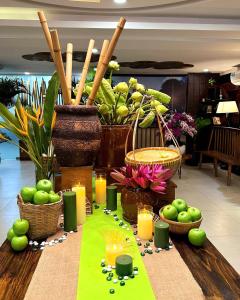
left=124, top=96, right=181, bottom=176
left=159, top=207, right=202, bottom=235
left=17, top=193, right=63, bottom=240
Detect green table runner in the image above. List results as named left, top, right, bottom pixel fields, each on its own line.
left=77, top=198, right=155, bottom=300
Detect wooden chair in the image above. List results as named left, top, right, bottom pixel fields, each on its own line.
left=199, top=126, right=240, bottom=185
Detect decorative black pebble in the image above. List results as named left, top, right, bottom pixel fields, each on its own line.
left=64, top=232, right=68, bottom=236
left=130, top=274, right=135, bottom=278
left=109, top=272, right=114, bottom=277
left=106, top=277, right=112, bottom=281
left=165, top=247, right=170, bottom=251
left=102, top=269, right=108, bottom=274
left=54, top=239, right=58, bottom=243
left=118, top=276, right=123, bottom=280
left=155, top=249, right=160, bottom=253
left=146, top=242, right=150, bottom=246
left=101, top=262, right=106, bottom=267
left=137, top=242, right=142, bottom=246
left=60, top=223, right=64, bottom=227
left=133, top=225, right=137, bottom=228
left=113, top=214, right=117, bottom=217
left=144, top=244, right=148, bottom=248
left=93, top=200, right=96, bottom=203
left=148, top=250, right=153, bottom=254
left=144, top=249, right=148, bottom=253
left=141, top=252, right=145, bottom=256
left=94, top=205, right=100, bottom=209
left=59, top=240, right=63, bottom=243
left=74, top=229, right=78, bottom=232
left=133, top=267, right=138, bottom=271
left=109, top=288, right=115, bottom=294
left=106, top=211, right=110, bottom=215
left=120, top=281, right=125, bottom=286
left=119, top=221, right=124, bottom=226
left=149, top=239, right=153, bottom=243
left=133, top=232, right=137, bottom=235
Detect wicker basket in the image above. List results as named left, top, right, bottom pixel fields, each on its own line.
left=159, top=207, right=202, bottom=235
left=17, top=193, right=63, bottom=240
left=124, top=97, right=181, bottom=176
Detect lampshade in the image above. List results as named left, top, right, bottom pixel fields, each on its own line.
left=216, top=101, right=239, bottom=114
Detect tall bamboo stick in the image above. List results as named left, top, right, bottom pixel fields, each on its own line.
left=50, top=30, right=71, bottom=105
left=95, top=40, right=109, bottom=79
left=37, top=11, right=55, bottom=62
left=66, top=43, right=73, bottom=101
left=75, top=39, right=95, bottom=105
left=87, top=17, right=126, bottom=106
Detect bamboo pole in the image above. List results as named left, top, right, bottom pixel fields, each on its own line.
left=66, top=43, right=73, bottom=101
left=50, top=30, right=71, bottom=105
left=75, top=39, right=95, bottom=105
left=37, top=11, right=55, bottom=62
left=86, top=17, right=126, bottom=106
left=95, top=39, right=109, bottom=79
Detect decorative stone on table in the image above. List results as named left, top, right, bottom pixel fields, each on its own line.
left=106, top=185, right=117, bottom=211
left=116, top=255, right=133, bottom=276
left=154, top=221, right=169, bottom=249
left=63, top=191, right=77, bottom=232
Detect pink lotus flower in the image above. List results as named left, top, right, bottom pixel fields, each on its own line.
left=110, top=164, right=172, bottom=194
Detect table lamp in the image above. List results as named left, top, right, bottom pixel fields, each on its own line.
left=216, top=101, right=239, bottom=126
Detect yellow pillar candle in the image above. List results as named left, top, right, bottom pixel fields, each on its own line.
left=138, top=206, right=153, bottom=240
left=106, top=244, right=123, bottom=266
left=72, top=185, right=86, bottom=225
left=95, top=174, right=106, bottom=204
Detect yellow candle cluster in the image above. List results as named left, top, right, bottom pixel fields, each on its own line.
left=72, top=185, right=86, bottom=225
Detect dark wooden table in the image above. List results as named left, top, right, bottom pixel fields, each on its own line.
left=0, top=234, right=239, bottom=300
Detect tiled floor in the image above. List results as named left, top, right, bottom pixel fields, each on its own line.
left=0, top=159, right=239, bottom=273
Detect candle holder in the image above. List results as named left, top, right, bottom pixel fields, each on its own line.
left=95, top=173, right=107, bottom=204
left=137, top=204, right=153, bottom=240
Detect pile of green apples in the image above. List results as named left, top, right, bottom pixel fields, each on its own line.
left=7, top=219, right=29, bottom=251
left=20, top=179, right=60, bottom=204
left=162, top=198, right=206, bottom=247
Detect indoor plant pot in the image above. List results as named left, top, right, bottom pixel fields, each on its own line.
left=52, top=105, right=102, bottom=167
left=121, top=181, right=176, bottom=224
left=96, top=124, right=132, bottom=169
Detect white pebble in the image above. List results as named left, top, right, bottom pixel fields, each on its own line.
left=101, top=259, right=105, bottom=263
left=29, top=241, right=33, bottom=245
left=70, top=231, right=73, bottom=234
left=49, top=242, right=53, bottom=246
left=107, top=267, right=112, bottom=272
left=40, top=247, right=45, bottom=250
left=126, top=228, right=130, bottom=231
left=45, top=242, right=49, bottom=245
left=40, top=242, right=45, bottom=246
left=136, top=238, right=140, bottom=241
left=54, top=240, right=59, bottom=244
left=124, top=276, right=129, bottom=280
left=113, top=279, right=118, bottom=284
left=148, top=247, right=152, bottom=251
left=62, top=236, right=67, bottom=240
left=112, top=266, right=116, bottom=269
left=133, top=271, right=138, bottom=275
left=169, top=245, right=173, bottom=249
left=33, top=241, right=38, bottom=246
left=158, top=248, right=162, bottom=251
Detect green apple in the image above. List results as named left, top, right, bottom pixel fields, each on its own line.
left=177, top=211, right=192, bottom=223
left=20, top=186, right=37, bottom=203
left=11, top=235, right=28, bottom=252
left=162, top=205, right=178, bottom=220
left=36, top=179, right=52, bottom=193
left=13, top=219, right=29, bottom=235
left=172, top=198, right=188, bottom=212
left=7, top=228, right=17, bottom=241
left=188, top=207, right=202, bottom=222
left=49, top=190, right=55, bottom=195
left=188, top=228, right=206, bottom=246
left=33, top=190, right=49, bottom=205
left=48, top=193, right=60, bottom=203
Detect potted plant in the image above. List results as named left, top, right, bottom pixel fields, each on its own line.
left=111, top=164, right=172, bottom=223
left=0, top=73, right=60, bottom=182
left=77, top=61, right=171, bottom=169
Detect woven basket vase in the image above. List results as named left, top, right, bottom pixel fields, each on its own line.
left=124, top=97, right=181, bottom=177
left=159, top=207, right=202, bottom=235
left=17, top=193, right=63, bottom=240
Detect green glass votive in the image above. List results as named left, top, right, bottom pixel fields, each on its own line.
left=63, top=191, right=77, bottom=232
left=154, top=221, right=169, bottom=249
left=106, top=185, right=117, bottom=211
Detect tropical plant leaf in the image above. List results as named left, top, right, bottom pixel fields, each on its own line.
left=100, top=78, right=115, bottom=106
left=43, top=72, right=60, bottom=138
left=0, top=102, right=21, bottom=128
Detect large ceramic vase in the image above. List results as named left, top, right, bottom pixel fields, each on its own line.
left=121, top=181, right=176, bottom=224
left=52, top=105, right=102, bottom=167
left=96, top=125, right=132, bottom=169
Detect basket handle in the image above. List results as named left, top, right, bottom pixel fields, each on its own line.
left=124, top=95, right=182, bottom=161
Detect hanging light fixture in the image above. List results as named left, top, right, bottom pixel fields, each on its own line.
left=230, top=68, right=240, bottom=85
